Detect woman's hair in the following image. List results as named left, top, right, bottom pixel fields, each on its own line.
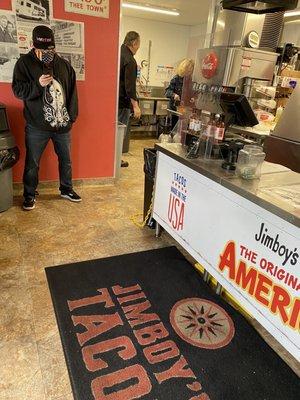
left=176, top=58, right=195, bottom=77
left=123, top=31, right=140, bottom=46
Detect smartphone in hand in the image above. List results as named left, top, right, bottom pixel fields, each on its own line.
left=43, top=64, right=53, bottom=77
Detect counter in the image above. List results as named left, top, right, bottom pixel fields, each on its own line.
left=152, top=143, right=300, bottom=362
left=154, top=143, right=299, bottom=226
left=228, top=125, right=270, bottom=144
left=138, top=96, right=169, bottom=101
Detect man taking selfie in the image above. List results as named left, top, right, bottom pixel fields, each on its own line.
left=12, top=25, right=81, bottom=210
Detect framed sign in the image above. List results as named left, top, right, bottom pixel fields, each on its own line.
left=65, top=0, right=109, bottom=19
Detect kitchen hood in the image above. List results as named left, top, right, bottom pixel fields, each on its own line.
left=222, top=0, right=298, bottom=14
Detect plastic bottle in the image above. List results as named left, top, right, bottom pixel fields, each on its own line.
left=158, top=116, right=172, bottom=143
left=274, top=106, right=283, bottom=124
left=214, top=114, right=225, bottom=142
left=203, top=114, right=216, bottom=160
left=193, top=114, right=200, bottom=136
left=206, top=113, right=216, bottom=138
left=188, top=109, right=196, bottom=134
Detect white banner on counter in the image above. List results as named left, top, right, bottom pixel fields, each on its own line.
left=65, top=0, right=109, bottom=19
left=153, top=151, right=300, bottom=361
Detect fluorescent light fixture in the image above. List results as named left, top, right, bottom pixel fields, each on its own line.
left=284, top=10, right=300, bottom=17
left=122, top=2, right=180, bottom=16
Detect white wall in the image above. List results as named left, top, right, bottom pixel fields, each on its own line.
left=187, top=23, right=208, bottom=59
left=281, top=20, right=300, bottom=46
left=121, top=16, right=191, bottom=87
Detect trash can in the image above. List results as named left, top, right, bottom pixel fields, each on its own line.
left=0, top=131, right=20, bottom=212
left=122, top=116, right=131, bottom=153
left=116, top=123, right=127, bottom=179
left=143, top=148, right=157, bottom=228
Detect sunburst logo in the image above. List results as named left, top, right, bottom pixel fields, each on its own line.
left=170, top=298, right=235, bottom=349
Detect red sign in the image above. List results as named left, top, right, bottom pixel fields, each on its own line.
left=201, top=52, right=218, bottom=79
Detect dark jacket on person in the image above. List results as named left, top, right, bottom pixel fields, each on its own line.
left=165, top=74, right=184, bottom=110
left=119, top=44, right=137, bottom=109
left=12, top=49, right=78, bottom=133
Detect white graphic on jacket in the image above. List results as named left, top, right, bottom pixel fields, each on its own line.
left=43, top=79, right=70, bottom=128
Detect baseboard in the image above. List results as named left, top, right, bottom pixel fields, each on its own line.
left=13, top=177, right=115, bottom=194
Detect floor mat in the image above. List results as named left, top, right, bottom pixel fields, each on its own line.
left=46, top=246, right=300, bottom=400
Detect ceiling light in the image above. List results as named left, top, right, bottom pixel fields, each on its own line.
left=284, top=10, right=300, bottom=17
left=122, top=2, right=180, bottom=16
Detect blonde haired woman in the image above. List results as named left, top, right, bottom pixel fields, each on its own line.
left=165, top=58, right=194, bottom=128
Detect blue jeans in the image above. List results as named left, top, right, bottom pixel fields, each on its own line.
left=118, top=108, right=131, bottom=126
left=23, top=125, right=73, bottom=198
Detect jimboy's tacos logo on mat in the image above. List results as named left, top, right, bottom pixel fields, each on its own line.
left=218, top=222, right=300, bottom=333
left=170, top=298, right=235, bottom=350
left=67, top=284, right=214, bottom=400
left=168, top=172, right=187, bottom=231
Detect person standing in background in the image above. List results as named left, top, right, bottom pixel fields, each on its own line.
left=165, top=58, right=195, bottom=129
left=12, top=25, right=81, bottom=210
left=0, top=16, right=8, bottom=42
left=118, top=31, right=141, bottom=168
left=5, top=21, right=16, bottom=43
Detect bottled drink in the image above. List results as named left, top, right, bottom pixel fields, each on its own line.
left=193, top=110, right=202, bottom=136
left=206, top=113, right=216, bottom=138
left=214, top=114, right=225, bottom=142
left=188, top=109, right=197, bottom=134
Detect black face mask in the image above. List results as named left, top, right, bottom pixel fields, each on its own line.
left=41, top=49, right=55, bottom=65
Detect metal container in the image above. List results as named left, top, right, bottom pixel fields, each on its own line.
left=140, top=99, right=155, bottom=115
left=0, top=131, right=16, bottom=212
left=115, top=124, right=126, bottom=180
left=222, top=0, right=298, bottom=14
left=194, top=46, right=278, bottom=92
left=155, top=100, right=169, bottom=116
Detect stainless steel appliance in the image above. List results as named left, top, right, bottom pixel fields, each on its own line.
left=204, top=8, right=279, bottom=94
left=222, top=0, right=298, bottom=14
left=194, top=46, right=278, bottom=94
left=264, top=83, right=300, bottom=172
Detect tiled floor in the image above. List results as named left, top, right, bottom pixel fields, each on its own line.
left=0, top=138, right=298, bottom=400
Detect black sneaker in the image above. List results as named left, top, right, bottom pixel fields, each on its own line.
left=60, top=190, right=82, bottom=202
left=23, top=197, right=36, bottom=211
left=121, top=160, right=129, bottom=168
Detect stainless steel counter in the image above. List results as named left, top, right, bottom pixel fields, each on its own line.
left=155, top=143, right=300, bottom=227
left=138, top=96, right=169, bottom=101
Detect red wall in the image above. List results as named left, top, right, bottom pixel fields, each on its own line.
left=0, top=0, right=120, bottom=182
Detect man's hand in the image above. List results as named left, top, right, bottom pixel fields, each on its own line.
left=39, top=74, right=53, bottom=87
left=133, top=104, right=141, bottom=119
left=174, top=94, right=180, bottom=102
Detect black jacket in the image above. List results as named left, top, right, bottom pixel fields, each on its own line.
left=118, top=44, right=137, bottom=109
left=12, top=50, right=78, bottom=133
left=165, top=74, right=184, bottom=110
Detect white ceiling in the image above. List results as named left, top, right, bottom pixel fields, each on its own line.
left=122, top=0, right=212, bottom=26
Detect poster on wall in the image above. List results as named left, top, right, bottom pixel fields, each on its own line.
left=13, top=0, right=53, bottom=24
left=52, top=19, right=85, bottom=80
left=58, top=52, right=85, bottom=80
left=13, top=0, right=53, bottom=54
left=0, top=10, right=19, bottom=82
left=65, top=0, right=109, bottom=19
left=17, top=21, right=37, bottom=53
left=51, top=19, right=84, bottom=54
